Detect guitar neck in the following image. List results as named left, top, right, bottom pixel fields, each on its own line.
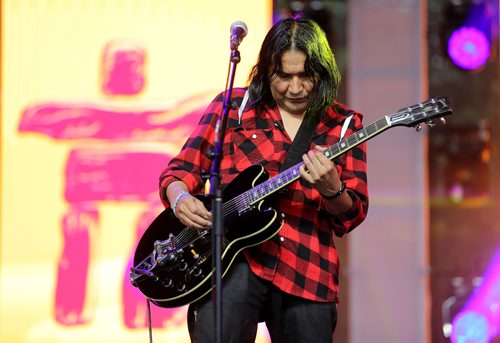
left=240, top=116, right=390, bottom=207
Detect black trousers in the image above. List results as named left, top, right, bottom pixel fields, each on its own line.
left=187, top=256, right=337, bottom=343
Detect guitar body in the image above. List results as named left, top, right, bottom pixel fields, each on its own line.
left=132, top=165, right=283, bottom=308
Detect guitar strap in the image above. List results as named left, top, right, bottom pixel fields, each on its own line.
left=279, top=110, right=321, bottom=172
left=278, top=112, right=353, bottom=187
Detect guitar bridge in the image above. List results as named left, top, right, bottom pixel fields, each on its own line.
left=153, top=235, right=179, bottom=265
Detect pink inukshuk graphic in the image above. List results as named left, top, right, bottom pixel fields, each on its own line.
left=18, top=39, right=212, bottom=328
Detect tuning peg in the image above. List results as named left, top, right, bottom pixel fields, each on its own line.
left=427, top=120, right=436, bottom=127
left=440, top=118, right=447, bottom=125
left=415, top=124, right=422, bottom=132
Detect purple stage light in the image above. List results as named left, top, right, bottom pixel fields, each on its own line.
left=447, top=26, right=490, bottom=70
left=451, top=249, right=500, bottom=342
left=452, top=311, right=490, bottom=343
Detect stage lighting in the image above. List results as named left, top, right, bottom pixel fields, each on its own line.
left=442, top=0, right=497, bottom=71
left=448, top=26, right=490, bottom=70
left=442, top=277, right=483, bottom=338
left=451, top=311, right=490, bottom=343
left=449, top=249, right=500, bottom=342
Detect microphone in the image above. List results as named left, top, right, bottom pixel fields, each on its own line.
left=230, top=21, right=248, bottom=50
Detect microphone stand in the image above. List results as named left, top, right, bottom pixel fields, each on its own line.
left=209, top=47, right=241, bottom=343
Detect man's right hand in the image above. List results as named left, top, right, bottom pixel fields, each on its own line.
left=174, top=194, right=212, bottom=229
left=166, top=181, right=212, bottom=229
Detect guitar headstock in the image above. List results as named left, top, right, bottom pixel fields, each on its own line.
left=388, top=96, right=452, bottom=130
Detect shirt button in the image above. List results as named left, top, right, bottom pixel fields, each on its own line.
left=280, top=236, right=285, bottom=242
left=252, top=134, right=257, bottom=139
left=281, top=213, right=286, bottom=218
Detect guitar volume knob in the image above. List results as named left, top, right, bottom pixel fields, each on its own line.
left=179, top=261, right=188, bottom=271
left=162, top=278, right=173, bottom=288
left=177, top=283, right=186, bottom=292
left=193, top=267, right=202, bottom=277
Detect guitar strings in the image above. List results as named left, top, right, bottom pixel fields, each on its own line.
left=162, top=100, right=449, bottom=248
left=171, top=162, right=307, bottom=247
left=170, top=197, right=240, bottom=247
left=169, top=127, right=371, bottom=248
left=173, top=167, right=295, bottom=248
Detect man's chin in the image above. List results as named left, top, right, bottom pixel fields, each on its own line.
left=286, top=109, right=308, bottom=116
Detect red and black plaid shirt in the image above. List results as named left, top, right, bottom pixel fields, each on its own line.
left=160, top=88, right=368, bottom=302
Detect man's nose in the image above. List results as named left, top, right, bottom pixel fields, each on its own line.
left=288, top=77, right=303, bottom=94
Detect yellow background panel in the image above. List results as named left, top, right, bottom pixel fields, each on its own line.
left=1, top=0, right=272, bottom=341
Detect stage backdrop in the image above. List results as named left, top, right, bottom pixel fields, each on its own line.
left=0, top=1, right=272, bottom=342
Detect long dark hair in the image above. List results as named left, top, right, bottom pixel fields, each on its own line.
left=248, top=14, right=341, bottom=116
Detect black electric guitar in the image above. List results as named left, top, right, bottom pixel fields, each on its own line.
left=131, top=96, right=452, bottom=308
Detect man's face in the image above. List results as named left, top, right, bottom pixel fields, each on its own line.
left=269, top=49, right=316, bottom=116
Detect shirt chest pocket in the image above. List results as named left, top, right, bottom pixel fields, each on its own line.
left=231, top=128, right=277, bottom=172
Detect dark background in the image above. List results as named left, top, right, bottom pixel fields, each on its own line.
left=273, top=0, right=500, bottom=342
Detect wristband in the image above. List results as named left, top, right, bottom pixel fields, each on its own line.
left=172, top=191, right=190, bottom=216
left=323, top=181, right=346, bottom=200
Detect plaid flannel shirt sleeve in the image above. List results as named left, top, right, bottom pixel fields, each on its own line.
left=158, top=93, right=224, bottom=207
